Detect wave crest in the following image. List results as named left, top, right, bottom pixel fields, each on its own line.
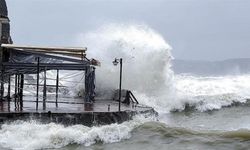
left=137, top=122, right=250, bottom=140
left=0, top=115, right=154, bottom=150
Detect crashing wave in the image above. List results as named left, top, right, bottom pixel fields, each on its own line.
left=0, top=115, right=155, bottom=150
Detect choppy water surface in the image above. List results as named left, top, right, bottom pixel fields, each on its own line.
left=2, top=74, right=250, bottom=150
left=1, top=24, right=250, bottom=150
left=61, top=105, right=250, bottom=150
left=2, top=108, right=250, bottom=150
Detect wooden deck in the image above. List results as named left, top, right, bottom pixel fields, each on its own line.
left=0, top=97, right=155, bottom=126
left=0, top=98, right=150, bottom=113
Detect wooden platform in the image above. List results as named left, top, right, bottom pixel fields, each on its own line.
left=0, top=97, right=156, bottom=126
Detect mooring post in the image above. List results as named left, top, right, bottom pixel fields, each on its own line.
left=36, top=57, right=40, bottom=110
left=20, top=74, right=24, bottom=110
left=43, top=67, right=47, bottom=110
left=7, top=75, right=11, bottom=101
left=55, top=69, right=59, bottom=107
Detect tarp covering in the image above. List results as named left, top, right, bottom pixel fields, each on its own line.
left=9, top=49, right=63, bottom=64
left=1, top=48, right=91, bottom=75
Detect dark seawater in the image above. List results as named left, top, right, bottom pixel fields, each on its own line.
left=1, top=105, right=250, bottom=150
left=1, top=22, right=249, bottom=149
left=2, top=73, right=250, bottom=150
left=57, top=122, right=250, bottom=150
left=57, top=108, right=250, bottom=150
left=63, top=105, right=250, bottom=150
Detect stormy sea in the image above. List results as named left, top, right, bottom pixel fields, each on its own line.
left=1, top=24, right=250, bottom=150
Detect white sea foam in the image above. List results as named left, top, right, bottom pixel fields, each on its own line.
left=0, top=24, right=171, bottom=150
left=0, top=115, right=154, bottom=150
left=77, top=23, right=176, bottom=112
left=17, top=23, right=250, bottom=112
left=173, top=74, right=250, bottom=111
left=77, top=23, right=173, bottom=92
left=76, top=23, right=250, bottom=112
left=2, top=23, right=250, bottom=149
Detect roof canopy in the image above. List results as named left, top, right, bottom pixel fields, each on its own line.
left=1, top=44, right=87, bottom=59
left=0, top=44, right=95, bottom=74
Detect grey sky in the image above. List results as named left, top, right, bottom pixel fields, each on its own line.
left=6, top=0, right=250, bottom=61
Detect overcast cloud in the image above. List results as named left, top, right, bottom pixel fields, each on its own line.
left=6, top=0, right=250, bottom=61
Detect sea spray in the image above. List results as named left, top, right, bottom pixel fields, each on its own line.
left=0, top=115, right=155, bottom=150
left=77, top=23, right=176, bottom=113
left=173, top=74, right=250, bottom=111
left=20, top=23, right=250, bottom=113
left=13, top=23, right=177, bottom=112
left=76, top=23, right=250, bottom=112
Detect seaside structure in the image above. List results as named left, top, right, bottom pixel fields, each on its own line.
left=0, top=0, right=154, bottom=126
left=0, top=0, right=96, bottom=106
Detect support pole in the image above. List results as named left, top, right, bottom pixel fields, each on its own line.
left=0, top=66, right=4, bottom=100
left=85, top=67, right=90, bottom=103
left=20, top=74, right=24, bottom=110
left=118, top=58, right=122, bottom=112
left=7, top=75, right=11, bottom=111
left=17, top=74, right=20, bottom=109
left=7, top=75, right=11, bottom=101
left=36, top=57, right=40, bottom=110
left=14, top=74, right=17, bottom=109
left=55, top=69, right=59, bottom=107
left=17, top=74, right=20, bottom=97
left=43, top=68, right=47, bottom=110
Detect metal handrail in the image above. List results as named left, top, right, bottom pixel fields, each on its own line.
left=128, top=91, right=139, bottom=104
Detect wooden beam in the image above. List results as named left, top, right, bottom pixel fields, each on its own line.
left=3, top=62, right=89, bottom=71
left=0, top=17, right=9, bottom=23
left=24, top=49, right=86, bottom=58
left=1, top=44, right=87, bottom=53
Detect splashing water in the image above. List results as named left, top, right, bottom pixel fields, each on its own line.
left=77, top=23, right=176, bottom=113
left=2, top=23, right=250, bottom=150
left=0, top=24, right=174, bottom=150
left=20, top=23, right=250, bottom=113
left=76, top=23, right=250, bottom=113
left=173, top=74, right=250, bottom=111
left=0, top=115, right=155, bottom=150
